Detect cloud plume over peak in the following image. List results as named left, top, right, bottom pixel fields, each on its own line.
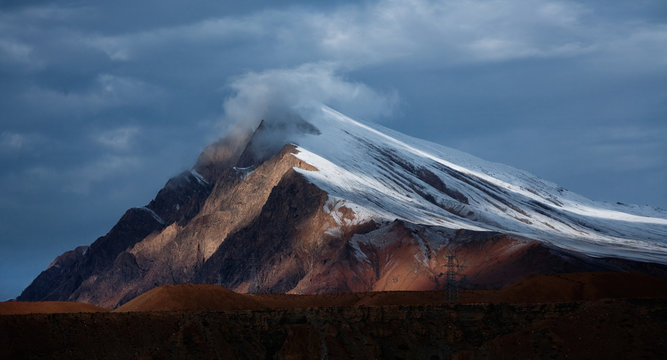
left=221, top=63, right=398, bottom=133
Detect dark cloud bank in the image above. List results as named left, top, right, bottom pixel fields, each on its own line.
left=1, top=0, right=666, bottom=300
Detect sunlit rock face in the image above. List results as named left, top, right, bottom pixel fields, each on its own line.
left=19, top=106, right=667, bottom=308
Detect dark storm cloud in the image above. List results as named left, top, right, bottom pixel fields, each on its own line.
left=1, top=0, right=666, bottom=300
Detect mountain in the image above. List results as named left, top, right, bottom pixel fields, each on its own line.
left=19, top=106, right=667, bottom=307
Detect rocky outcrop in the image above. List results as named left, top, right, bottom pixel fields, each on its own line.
left=18, top=207, right=167, bottom=303
left=18, top=129, right=327, bottom=307
left=18, top=170, right=213, bottom=306
left=196, top=168, right=329, bottom=292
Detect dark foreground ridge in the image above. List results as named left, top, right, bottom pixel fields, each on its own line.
left=3, top=272, right=667, bottom=359
left=2, top=299, right=666, bottom=359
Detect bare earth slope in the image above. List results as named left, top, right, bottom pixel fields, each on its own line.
left=10, top=271, right=665, bottom=314
left=114, top=284, right=265, bottom=312
left=0, top=301, right=108, bottom=315
left=114, top=271, right=667, bottom=311
left=8, top=270, right=665, bottom=316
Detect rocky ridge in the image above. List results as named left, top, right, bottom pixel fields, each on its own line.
left=18, top=107, right=667, bottom=308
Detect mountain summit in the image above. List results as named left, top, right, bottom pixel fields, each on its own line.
left=20, top=106, right=667, bottom=307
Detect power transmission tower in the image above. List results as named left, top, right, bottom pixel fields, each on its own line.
left=442, top=253, right=465, bottom=303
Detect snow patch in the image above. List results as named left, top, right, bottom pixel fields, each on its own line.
left=137, top=206, right=165, bottom=225
left=190, top=169, right=208, bottom=185
left=75, top=246, right=89, bottom=256
left=320, top=196, right=377, bottom=238
left=349, top=236, right=370, bottom=263
left=411, top=231, right=431, bottom=267
left=233, top=166, right=256, bottom=180
left=324, top=227, right=344, bottom=238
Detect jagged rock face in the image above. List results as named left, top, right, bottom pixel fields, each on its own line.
left=18, top=171, right=212, bottom=307
left=193, top=128, right=253, bottom=180
left=18, top=108, right=667, bottom=308
left=197, top=168, right=330, bottom=293
left=19, top=136, right=328, bottom=307
left=236, top=115, right=321, bottom=168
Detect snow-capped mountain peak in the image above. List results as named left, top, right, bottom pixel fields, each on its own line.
left=281, top=105, right=667, bottom=263
left=20, top=105, right=667, bottom=308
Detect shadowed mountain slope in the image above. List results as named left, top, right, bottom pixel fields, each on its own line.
left=18, top=106, right=667, bottom=308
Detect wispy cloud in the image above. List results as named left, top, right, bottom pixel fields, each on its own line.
left=222, top=63, right=398, bottom=131
left=64, top=155, right=142, bottom=194
left=308, top=0, right=665, bottom=67
left=0, top=132, right=26, bottom=151
left=88, top=15, right=266, bottom=62
left=78, top=0, right=667, bottom=70
left=92, top=126, right=141, bottom=152
left=20, top=74, right=164, bottom=115
left=2, top=154, right=142, bottom=195
left=585, top=125, right=667, bottom=172
left=0, top=131, right=46, bottom=154
left=0, top=37, right=33, bottom=63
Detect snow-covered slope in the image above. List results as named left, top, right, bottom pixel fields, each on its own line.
left=281, top=106, right=667, bottom=263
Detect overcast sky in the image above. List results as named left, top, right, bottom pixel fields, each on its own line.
left=1, top=0, right=666, bottom=300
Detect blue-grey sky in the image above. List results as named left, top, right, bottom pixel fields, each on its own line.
left=1, top=0, right=666, bottom=300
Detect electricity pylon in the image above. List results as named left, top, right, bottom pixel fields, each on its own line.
left=442, top=253, right=465, bottom=303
